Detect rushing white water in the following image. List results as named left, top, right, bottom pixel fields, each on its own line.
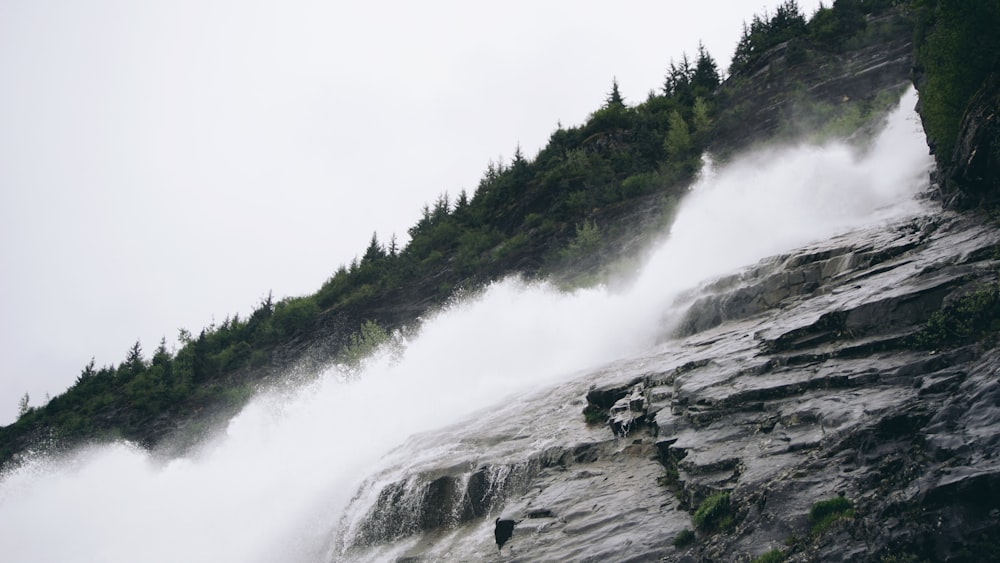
left=0, top=89, right=932, bottom=563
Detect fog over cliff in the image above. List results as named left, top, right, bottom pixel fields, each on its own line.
left=0, top=89, right=932, bottom=563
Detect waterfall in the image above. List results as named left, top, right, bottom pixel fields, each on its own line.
left=0, top=88, right=932, bottom=563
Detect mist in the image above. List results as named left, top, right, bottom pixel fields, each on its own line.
left=0, top=89, right=932, bottom=563
left=0, top=0, right=830, bottom=425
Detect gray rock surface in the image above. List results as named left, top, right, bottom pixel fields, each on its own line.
left=329, top=203, right=1000, bottom=561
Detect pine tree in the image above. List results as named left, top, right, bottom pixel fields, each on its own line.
left=152, top=337, right=171, bottom=367
left=16, top=392, right=30, bottom=418
left=388, top=233, right=399, bottom=257
left=77, top=357, right=97, bottom=384
left=605, top=78, right=625, bottom=108
left=511, top=145, right=526, bottom=166
left=123, top=340, right=145, bottom=377
left=455, top=189, right=469, bottom=211
left=432, top=193, right=451, bottom=221
left=664, top=55, right=693, bottom=102
left=692, top=43, right=721, bottom=94
left=664, top=110, right=692, bottom=161
left=362, top=232, right=386, bottom=264
left=692, top=97, right=713, bottom=134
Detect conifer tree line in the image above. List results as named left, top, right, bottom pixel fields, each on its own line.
left=6, top=0, right=978, bottom=466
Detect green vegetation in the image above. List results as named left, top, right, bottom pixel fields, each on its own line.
left=911, top=282, right=1000, bottom=349
left=0, top=49, right=722, bottom=466
left=559, top=220, right=603, bottom=264
left=337, top=320, right=396, bottom=372
left=913, top=0, right=1000, bottom=165
left=710, top=0, right=914, bottom=157
left=16, top=393, right=30, bottom=419
left=730, top=0, right=902, bottom=77
left=879, top=553, right=925, bottom=563
left=784, top=85, right=910, bottom=143
left=954, top=532, right=1000, bottom=562
left=693, top=491, right=734, bottom=533
left=582, top=404, right=607, bottom=425
left=673, top=528, right=696, bottom=548
left=0, top=0, right=923, bottom=468
left=751, top=549, right=786, bottom=563
left=809, top=496, right=854, bottom=535
left=730, top=1, right=808, bottom=76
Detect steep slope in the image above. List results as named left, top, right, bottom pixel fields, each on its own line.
left=0, top=2, right=919, bottom=468
left=330, top=113, right=1000, bottom=561
left=2, top=3, right=1000, bottom=562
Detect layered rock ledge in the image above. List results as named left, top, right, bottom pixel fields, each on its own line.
left=332, top=204, right=1000, bottom=562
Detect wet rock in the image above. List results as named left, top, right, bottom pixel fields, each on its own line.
left=608, top=383, right=646, bottom=437
left=333, top=200, right=1000, bottom=561
left=937, top=70, right=1000, bottom=210
left=586, top=377, right=643, bottom=410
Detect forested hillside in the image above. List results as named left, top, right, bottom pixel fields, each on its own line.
left=912, top=0, right=1000, bottom=208
left=5, top=0, right=992, bottom=469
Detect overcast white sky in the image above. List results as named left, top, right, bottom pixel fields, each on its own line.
left=0, top=0, right=824, bottom=424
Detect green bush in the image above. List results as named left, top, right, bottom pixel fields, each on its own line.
left=809, top=496, right=854, bottom=535
left=621, top=171, right=662, bottom=198
left=560, top=220, right=602, bottom=263
left=582, top=404, right=606, bottom=424
left=271, top=296, right=319, bottom=337
left=338, top=320, right=393, bottom=371
left=693, top=491, right=733, bottom=532
left=673, top=528, right=695, bottom=548
left=912, top=282, right=1000, bottom=349
left=751, top=548, right=786, bottom=563
left=492, top=233, right=530, bottom=262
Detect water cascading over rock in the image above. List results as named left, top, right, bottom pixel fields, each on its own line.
left=326, top=88, right=989, bottom=562
left=4, top=83, right=996, bottom=563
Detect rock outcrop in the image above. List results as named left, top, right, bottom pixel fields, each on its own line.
left=935, top=69, right=1000, bottom=210
left=710, top=10, right=914, bottom=157
left=330, top=199, right=1000, bottom=561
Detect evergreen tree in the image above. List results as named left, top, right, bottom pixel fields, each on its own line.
left=433, top=193, right=451, bottom=221
left=152, top=337, right=171, bottom=367
left=692, top=97, right=713, bottom=135
left=249, top=291, right=274, bottom=326
left=16, top=393, right=30, bottom=418
left=76, top=357, right=97, bottom=384
left=409, top=204, right=433, bottom=238
left=605, top=78, right=625, bottom=108
left=362, top=232, right=386, bottom=264
left=664, top=110, right=692, bottom=161
left=388, top=233, right=399, bottom=257
left=122, top=340, right=145, bottom=379
left=692, top=43, right=721, bottom=94
left=730, top=19, right=757, bottom=75
left=511, top=145, right=526, bottom=166
left=772, top=0, right=807, bottom=39
left=455, top=189, right=469, bottom=212
left=664, top=55, right=694, bottom=101
left=730, top=2, right=807, bottom=75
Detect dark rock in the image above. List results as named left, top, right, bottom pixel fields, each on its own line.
left=608, top=383, right=646, bottom=437
left=710, top=11, right=914, bottom=157
left=333, top=149, right=1000, bottom=562
left=938, top=70, right=1000, bottom=210
left=586, top=378, right=644, bottom=410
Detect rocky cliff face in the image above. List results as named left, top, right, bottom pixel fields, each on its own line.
left=710, top=10, right=914, bottom=158
left=933, top=69, right=1000, bottom=210
left=329, top=188, right=1000, bottom=562
left=322, top=14, right=1000, bottom=557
